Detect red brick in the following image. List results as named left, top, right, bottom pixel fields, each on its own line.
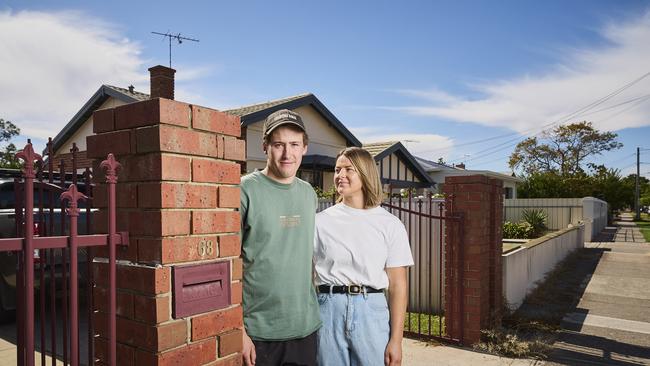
left=192, top=211, right=241, bottom=234
left=135, top=338, right=217, bottom=366
left=139, top=236, right=220, bottom=264
left=94, top=262, right=171, bottom=295
left=230, top=281, right=242, bottom=305
left=87, top=130, right=132, bottom=159
left=218, top=235, right=241, bottom=257
left=232, top=258, right=242, bottom=281
left=444, top=175, right=489, bottom=185
left=128, top=210, right=191, bottom=236
left=104, top=315, right=186, bottom=352
left=191, top=306, right=243, bottom=341
left=222, top=137, right=246, bottom=162
left=138, top=182, right=217, bottom=208
left=114, top=98, right=190, bottom=130
left=205, top=354, right=243, bottom=366
left=192, top=105, right=241, bottom=137
left=93, top=287, right=135, bottom=318
left=94, top=337, right=135, bottom=366
left=114, top=153, right=191, bottom=182
left=93, top=108, right=115, bottom=133
left=218, top=186, right=240, bottom=208
left=219, top=329, right=243, bottom=357
left=133, top=294, right=170, bottom=324
left=192, top=159, right=240, bottom=184
left=93, top=182, right=138, bottom=208
left=136, top=124, right=218, bottom=157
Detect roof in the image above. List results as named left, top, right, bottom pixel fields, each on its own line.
left=363, top=141, right=434, bottom=187
left=363, top=141, right=398, bottom=157
left=415, top=156, right=523, bottom=183
left=50, top=84, right=148, bottom=154
left=415, top=156, right=460, bottom=172
left=225, top=93, right=361, bottom=147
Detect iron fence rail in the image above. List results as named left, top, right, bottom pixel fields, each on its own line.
left=0, top=141, right=127, bottom=366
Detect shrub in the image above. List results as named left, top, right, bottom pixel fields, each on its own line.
left=522, top=209, right=548, bottom=237
left=503, top=221, right=534, bottom=239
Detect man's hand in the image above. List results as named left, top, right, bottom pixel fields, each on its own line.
left=242, top=329, right=256, bottom=366
left=384, top=338, right=402, bottom=366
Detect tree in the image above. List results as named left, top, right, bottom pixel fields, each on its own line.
left=509, top=121, right=623, bottom=176
left=0, top=118, right=21, bottom=169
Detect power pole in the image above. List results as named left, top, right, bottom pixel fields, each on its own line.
left=634, top=147, right=641, bottom=221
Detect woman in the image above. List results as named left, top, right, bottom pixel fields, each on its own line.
left=314, top=147, right=414, bottom=366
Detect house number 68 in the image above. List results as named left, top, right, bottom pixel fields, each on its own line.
left=198, top=239, right=214, bottom=257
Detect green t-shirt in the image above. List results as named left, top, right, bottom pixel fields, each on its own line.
left=240, top=171, right=321, bottom=341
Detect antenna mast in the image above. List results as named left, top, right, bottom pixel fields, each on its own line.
left=151, top=31, right=199, bottom=68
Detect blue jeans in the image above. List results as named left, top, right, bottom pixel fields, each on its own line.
left=317, top=292, right=390, bottom=366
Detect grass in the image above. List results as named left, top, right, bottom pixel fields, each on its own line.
left=634, top=213, right=650, bottom=242
left=404, top=312, right=445, bottom=337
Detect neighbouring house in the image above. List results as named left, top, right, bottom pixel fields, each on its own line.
left=223, top=94, right=361, bottom=191
left=363, top=141, right=435, bottom=193
left=416, top=156, right=523, bottom=198
left=48, top=84, right=150, bottom=169
left=48, top=66, right=361, bottom=193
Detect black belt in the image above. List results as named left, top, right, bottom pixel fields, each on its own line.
left=318, top=285, right=383, bottom=295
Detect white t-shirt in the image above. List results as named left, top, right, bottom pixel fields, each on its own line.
left=314, top=203, right=414, bottom=290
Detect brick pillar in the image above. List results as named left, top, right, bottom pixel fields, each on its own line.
left=149, top=65, right=176, bottom=100
left=443, top=175, right=503, bottom=345
left=87, top=97, right=245, bottom=365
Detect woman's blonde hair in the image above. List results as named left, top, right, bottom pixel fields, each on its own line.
left=336, top=147, right=383, bottom=208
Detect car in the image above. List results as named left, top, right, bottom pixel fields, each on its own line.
left=0, top=171, right=92, bottom=321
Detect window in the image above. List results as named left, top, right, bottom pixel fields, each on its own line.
left=504, top=187, right=514, bottom=199
left=297, top=169, right=323, bottom=188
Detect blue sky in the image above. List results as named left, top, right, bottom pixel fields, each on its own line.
left=1, top=0, right=650, bottom=177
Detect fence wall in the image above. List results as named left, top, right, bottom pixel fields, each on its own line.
left=318, top=198, right=447, bottom=313
left=504, top=197, right=606, bottom=241
left=504, top=198, right=583, bottom=230
left=502, top=224, right=585, bottom=309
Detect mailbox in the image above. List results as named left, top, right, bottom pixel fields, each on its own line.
left=173, top=261, right=231, bottom=318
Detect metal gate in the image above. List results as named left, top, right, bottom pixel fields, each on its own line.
left=383, top=190, right=463, bottom=344
left=0, top=141, right=127, bottom=366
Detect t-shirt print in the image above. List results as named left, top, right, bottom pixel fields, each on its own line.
left=280, top=215, right=301, bottom=228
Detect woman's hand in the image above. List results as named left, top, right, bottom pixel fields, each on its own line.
left=384, top=338, right=403, bottom=365
left=242, top=329, right=256, bottom=366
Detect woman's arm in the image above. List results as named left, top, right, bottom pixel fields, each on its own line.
left=385, top=266, right=408, bottom=366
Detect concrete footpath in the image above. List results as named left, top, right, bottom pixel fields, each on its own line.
left=403, top=339, right=544, bottom=366
left=549, top=213, right=650, bottom=365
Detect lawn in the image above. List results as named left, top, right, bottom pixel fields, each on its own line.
left=404, top=312, right=445, bottom=337
left=635, top=213, right=650, bottom=242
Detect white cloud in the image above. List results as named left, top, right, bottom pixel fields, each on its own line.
left=0, top=10, right=213, bottom=144
left=388, top=11, right=650, bottom=134
left=350, top=127, right=454, bottom=162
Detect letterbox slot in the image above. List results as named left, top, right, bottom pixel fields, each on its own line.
left=173, top=261, right=231, bottom=318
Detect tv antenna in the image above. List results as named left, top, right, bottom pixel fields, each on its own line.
left=151, top=31, right=199, bottom=68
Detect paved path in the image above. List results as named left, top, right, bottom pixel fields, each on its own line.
left=549, top=214, right=650, bottom=365
left=403, top=339, right=544, bottom=366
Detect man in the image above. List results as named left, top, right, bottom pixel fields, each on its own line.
left=240, top=109, right=321, bottom=366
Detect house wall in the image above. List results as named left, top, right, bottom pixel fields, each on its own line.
left=379, top=153, right=419, bottom=184
left=55, top=97, right=130, bottom=156
left=245, top=105, right=348, bottom=183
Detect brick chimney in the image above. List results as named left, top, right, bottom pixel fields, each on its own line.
left=148, top=65, right=176, bottom=100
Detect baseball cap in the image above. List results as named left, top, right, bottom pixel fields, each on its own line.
left=262, top=109, right=306, bottom=137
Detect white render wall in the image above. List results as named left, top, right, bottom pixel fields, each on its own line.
left=502, top=225, right=585, bottom=310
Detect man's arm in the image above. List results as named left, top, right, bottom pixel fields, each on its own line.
left=242, top=327, right=256, bottom=366
left=385, top=266, right=407, bottom=366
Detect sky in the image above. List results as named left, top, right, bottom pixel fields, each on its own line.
left=1, top=0, right=650, bottom=178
